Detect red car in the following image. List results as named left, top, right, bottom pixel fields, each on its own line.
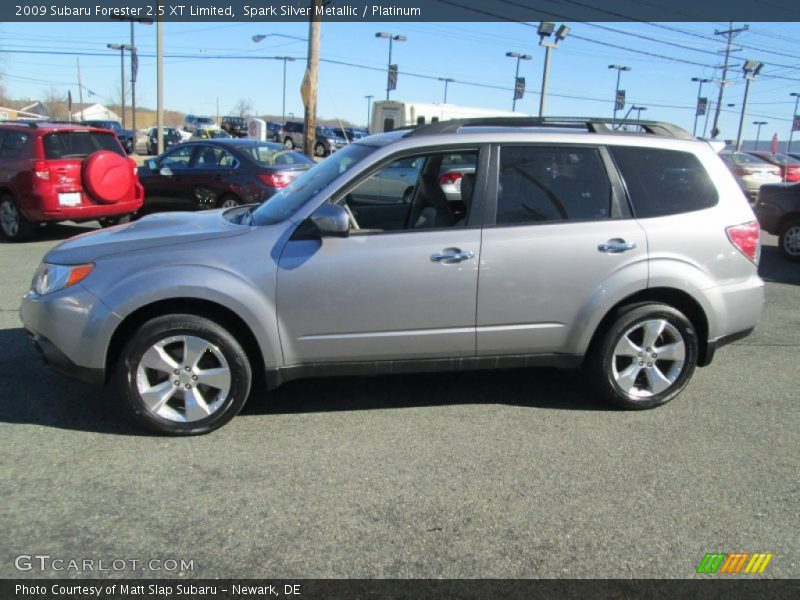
left=0, top=121, right=143, bottom=241
left=745, top=151, right=800, bottom=183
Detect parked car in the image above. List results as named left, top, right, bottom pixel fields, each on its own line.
left=19, top=117, right=764, bottom=434
left=744, top=151, right=800, bottom=182
left=754, top=182, right=800, bottom=261
left=0, top=121, right=143, bottom=240
left=183, top=115, right=216, bottom=133
left=189, top=128, right=231, bottom=141
left=220, top=116, right=248, bottom=138
left=136, top=139, right=313, bottom=213
left=282, top=122, right=348, bottom=156
left=331, top=127, right=368, bottom=143
left=140, top=126, right=183, bottom=156
left=80, top=119, right=134, bottom=154
left=266, top=121, right=284, bottom=143
left=788, top=152, right=800, bottom=161
left=719, top=151, right=782, bottom=200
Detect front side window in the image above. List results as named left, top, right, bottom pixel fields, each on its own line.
left=496, top=146, right=612, bottom=225
left=609, top=146, right=718, bottom=218
left=159, top=144, right=195, bottom=167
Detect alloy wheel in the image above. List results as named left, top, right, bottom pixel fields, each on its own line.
left=0, top=200, right=20, bottom=238
left=783, top=224, right=800, bottom=256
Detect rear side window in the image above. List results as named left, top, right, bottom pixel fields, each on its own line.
left=43, top=132, right=124, bottom=159
left=496, top=146, right=612, bottom=225
left=609, top=147, right=718, bottom=218
left=1, top=131, right=30, bottom=158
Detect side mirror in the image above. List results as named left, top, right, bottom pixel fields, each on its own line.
left=146, top=159, right=157, bottom=170
left=310, top=203, right=350, bottom=237
left=159, top=166, right=173, bottom=177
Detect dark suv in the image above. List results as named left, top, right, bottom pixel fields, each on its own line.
left=221, top=116, right=248, bottom=138
left=81, top=120, right=134, bottom=154
left=754, top=182, right=800, bottom=261
left=0, top=122, right=143, bottom=240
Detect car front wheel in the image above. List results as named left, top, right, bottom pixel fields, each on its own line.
left=587, top=303, right=698, bottom=410
left=778, top=218, right=800, bottom=262
left=117, top=314, right=252, bottom=435
left=314, top=142, right=327, bottom=157
left=284, top=137, right=294, bottom=149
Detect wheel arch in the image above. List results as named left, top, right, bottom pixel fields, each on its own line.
left=584, top=287, right=711, bottom=368
left=105, top=297, right=266, bottom=386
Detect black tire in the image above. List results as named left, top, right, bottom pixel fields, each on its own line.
left=0, top=195, right=37, bottom=241
left=98, top=214, right=134, bottom=228
left=284, top=137, right=294, bottom=149
left=314, top=142, right=327, bottom=157
left=586, top=302, right=698, bottom=410
left=778, top=218, right=800, bottom=262
left=217, top=195, right=241, bottom=209
left=116, top=314, right=252, bottom=435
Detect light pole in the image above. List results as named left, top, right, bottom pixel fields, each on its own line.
left=365, top=95, right=373, bottom=129
left=111, top=16, right=152, bottom=137
left=107, top=43, right=134, bottom=129
left=252, top=36, right=298, bottom=126
left=736, top=60, right=764, bottom=151
left=506, top=51, right=532, bottom=112
left=609, top=64, right=631, bottom=125
left=375, top=32, right=406, bottom=101
left=439, top=78, right=454, bottom=103
left=753, top=121, right=768, bottom=150
left=632, top=105, right=647, bottom=119
left=537, top=22, right=569, bottom=117
left=789, top=92, right=800, bottom=153
left=691, top=77, right=712, bottom=137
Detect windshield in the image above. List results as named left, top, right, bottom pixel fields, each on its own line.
left=725, top=152, right=769, bottom=165
left=197, top=118, right=215, bottom=126
left=251, top=143, right=375, bottom=226
left=208, top=129, right=229, bottom=138
left=43, top=131, right=125, bottom=158
left=317, top=126, right=336, bottom=137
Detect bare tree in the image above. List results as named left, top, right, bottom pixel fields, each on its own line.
left=42, top=87, right=69, bottom=120
left=233, top=98, right=254, bottom=118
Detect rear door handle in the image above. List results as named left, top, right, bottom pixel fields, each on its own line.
left=598, top=239, right=637, bottom=253
left=430, top=247, right=475, bottom=264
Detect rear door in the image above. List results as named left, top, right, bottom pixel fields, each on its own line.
left=476, top=144, right=648, bottom=356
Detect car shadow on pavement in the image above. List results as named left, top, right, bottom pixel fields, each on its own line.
left=0, top=326, right=611, bottom=435
left=0, top=222, right=99, bottom=245
left=0, top=328, right=148, bottom=436
left=759, top=245, right=800, bottom=286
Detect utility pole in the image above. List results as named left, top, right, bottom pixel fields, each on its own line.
left=710, top=22, right=748, bottom=139
left=156, top=0, right=164, bottom=155
left=365, top=95, right=373, bottom=130
left=76, top=58, right=83, bottom=113
left=302, top=0, right=322, bottom=157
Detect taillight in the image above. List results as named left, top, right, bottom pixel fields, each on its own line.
left=33, top=160, right=50, bottom=180
left=726, top=220, right=760, bottom=264
left=258, top=172, right=294, bottom=188
left=439, top=172, right=463, bottom=185
left=127, top=157, right=138, bottom=177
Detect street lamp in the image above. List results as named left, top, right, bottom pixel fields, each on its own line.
left=632, top=105, right=647, bottom=119
left=107, top=43, right=134, bottom=129
left=375, top=32, right=406, bottom=101
left=789, top=92, right=800, bottom=153
left=609, top=64, right=631, bottom=125
left=506, top=51, right=532, bottom=112
left=537, top=22, right=569, bottom=117
left=691, top=77, right=712, bottom=137
left=252, top=36, right=298, bottom=126
left=111, top=16, right=152, bottom=136
left=753, top=121, right=768, bottom=150
left=736, top=60, right=764, bottom=151
left=365, top=95, right=374, bottom=130
left=439, top=78, right=454, bottom=103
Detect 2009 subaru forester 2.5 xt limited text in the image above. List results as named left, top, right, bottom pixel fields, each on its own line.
left=20, top=117, right=764, bottom=435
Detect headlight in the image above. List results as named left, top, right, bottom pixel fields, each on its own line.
left=31, top=263, right=94, bottom=296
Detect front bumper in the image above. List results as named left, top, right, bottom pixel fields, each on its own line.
left=20, top=285, right=120, bottom=386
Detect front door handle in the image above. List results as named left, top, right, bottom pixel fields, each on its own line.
left=598, top=239, right=637, bottom=253
left=430, top=248, right=475, bottom=264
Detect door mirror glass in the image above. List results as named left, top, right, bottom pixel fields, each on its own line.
left=159, top=166, right=173, bottom=177
left=146, top=159, right=157, bottom=170
left=310, top=203, right=350, bottom=237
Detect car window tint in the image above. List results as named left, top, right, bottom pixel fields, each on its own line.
left=193, top=146, right=228, bottom=169
left=0, top=131, right=29, bottom=158
left=609, top=146, right=718, bottom=218
left=160, top=145, right=194, bottom=167
left=42, top=132, right=122, bottom=159
left=497, top=146, right=612, bottom=225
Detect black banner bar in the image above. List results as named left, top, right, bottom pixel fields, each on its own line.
left=3, top=0, right=800, bottom=22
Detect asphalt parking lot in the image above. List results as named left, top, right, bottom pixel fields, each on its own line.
left=1, top=224, right=798, bottom=579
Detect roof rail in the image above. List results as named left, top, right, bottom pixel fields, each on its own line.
left=403, top=117, right=695, bottom=140
left=0, top=120, right=40, bottom=128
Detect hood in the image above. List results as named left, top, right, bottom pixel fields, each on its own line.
left=45, top=210, right=250, bottom=265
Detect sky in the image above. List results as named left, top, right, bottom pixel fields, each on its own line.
left=1, top=19, right=799, bottom=143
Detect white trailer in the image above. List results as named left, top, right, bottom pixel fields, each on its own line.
left=370, top=100, right=520, bottom=134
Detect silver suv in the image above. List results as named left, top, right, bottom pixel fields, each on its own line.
left=20, top=118, right=764, bottom=435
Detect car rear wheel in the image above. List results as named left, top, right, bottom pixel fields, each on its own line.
left=587, top=303, right=698, bottom=410
left=117, top=314, right=252, bottom=435
left=314, top=142, right=326, bottom=157
left=778, top=218, right=800, bottom=262
left=218, top=195, right=241, bottom=209
left=0, top=196, right=37, bottom=241
left=284, top=137, right=294, bottom=149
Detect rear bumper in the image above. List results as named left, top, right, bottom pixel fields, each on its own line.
left=699, top=327, right=755, bottom=367
left=23, top=183, right=144, bottom=222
